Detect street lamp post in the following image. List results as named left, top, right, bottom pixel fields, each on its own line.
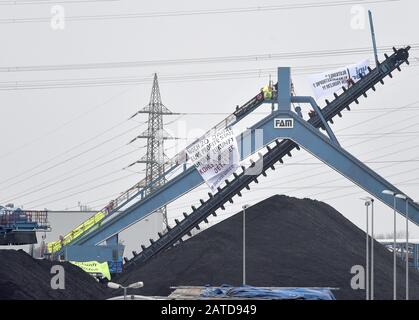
left=382, top=189, right=397, bottom=300
left=361, top=197, right=374, bottom=300
left=242, top=204, right=249, bottom=286
left=405, top=197, right=409, bottom=301
left=395, top=193, right=409, bottom=300
left=366, top=200, right=369, bottom=300
left=370, top=198, right=374, bottom=300
left=108, top=281, right=144, bottom=300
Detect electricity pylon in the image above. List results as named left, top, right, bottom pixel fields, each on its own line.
left=128, top=73, right=176, bottom=231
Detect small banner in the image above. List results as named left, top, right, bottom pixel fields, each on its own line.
left=307, top=59, right=370, bottom=99
left=70, top=261, right=111, bottom=280
left=187, top=128, right=240, bottom=192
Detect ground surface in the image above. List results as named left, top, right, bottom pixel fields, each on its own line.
left=0, top=249, right=109, bottom=300
left=115, top=195, right=419, bottom=300
left=2, top=194, right=418, bottom=300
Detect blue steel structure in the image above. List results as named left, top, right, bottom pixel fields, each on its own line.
left=379, top=240, right=419, bottom=270
left=58, top=46, right=413, bottom=269
left=0, top=210, right=49, bottom=245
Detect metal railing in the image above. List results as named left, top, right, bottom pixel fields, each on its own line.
left=47, top=89, right=263, bottom=253
left=0, top=210, right=49, bottom=228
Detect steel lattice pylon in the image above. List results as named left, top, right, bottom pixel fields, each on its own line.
left=128, top=73, right=175, bottom=231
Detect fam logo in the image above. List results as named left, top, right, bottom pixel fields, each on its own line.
left=274, top=118, right=294, bottom=129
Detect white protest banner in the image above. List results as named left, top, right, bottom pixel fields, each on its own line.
left=307, top=59, right=369, bottom=99
left=186, top=127, right=240, bottom=192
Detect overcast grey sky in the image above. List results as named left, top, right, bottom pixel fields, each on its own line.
left=1, top=0, right=419, bottom=255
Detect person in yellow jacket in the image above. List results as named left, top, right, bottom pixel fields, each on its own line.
left=261, top=84, right=273, bottom=100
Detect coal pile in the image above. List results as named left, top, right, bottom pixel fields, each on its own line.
left=116, top=195, right=419, bottom=300
left=0, top=249, right=109, bottom=300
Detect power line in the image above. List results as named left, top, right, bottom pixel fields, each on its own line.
left=63, top=190, right=123, bottom=211
left=42, top=126, right=419, bottom=213
left=167, top=136, right=419, bottom=214
left=6, top=114, right=182, bottom=206
left=346, top=108, right=419, bottom=113
left=0, top=0, right=399, bottom=23
left=1, top=60, right=418, bottom=91
left=183, top=98, right=419, bottom=200
left=123, top=114, right=419, bottom=213
left=28, top=171, right=138, bottom=209
left=340, top=132, right=419, bottom=138
left=170, top=106, right=419, bottom=116
left=276, top=159, right=419, bottom=164
left=168, top=100, right=419, bottom=204
left=2, top=55, right=418, bottom=90
left=276, top=100, right=419, bottom=172
left=319, top=173, right=419, bottom=202
left=80, top=164, right=186, bottom=211
left=1, top=145, right=145, bottom=203
left=2, top=44, right=416, bottom=73
left=172, top=151, right=419, bottom=210
left=22, top=163, right=134, bottom=207
left=0, top=120, right=146, bottom=188
left=335, top=101, right=419, bottom=134
left=283, top=140, right=419, bottom=201
left=307, top=154, right=419, bottom=200
left=0, top=87, right=133, bottom=161
left=47, top=211, right=120, bottom=213
left=229, top=99, right=419, bottom=190
left=37, top=123, right=419, bottom=224
left=37, top=101, right=419, bottom=211
left=3, top=123, right=184, bottom=203
left=167, top=179, right=419, bottom=214
left=276, top=155, right=419, bottom=199
left=9, top=71, right=417, bottom=209
left=268, top=120, right=419, bottom=190
left=168, top=174, right=419, bottom=228
left=0, top=0, right=118, bottom=4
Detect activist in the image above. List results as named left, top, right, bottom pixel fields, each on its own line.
left=308, top=110, right=316, bottom=119
left=261, top=84, right=273, bottom=100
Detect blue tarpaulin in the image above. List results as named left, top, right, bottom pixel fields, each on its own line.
left=200, top=285, right=336, bottom=300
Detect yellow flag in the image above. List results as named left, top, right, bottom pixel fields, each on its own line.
left=70, top=261, right=111, bottom=280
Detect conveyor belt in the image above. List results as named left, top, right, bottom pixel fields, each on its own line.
left=123, top=47, right=411, bottom=269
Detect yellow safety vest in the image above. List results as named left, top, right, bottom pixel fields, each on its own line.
left=262, top=86, right=272, bottom=99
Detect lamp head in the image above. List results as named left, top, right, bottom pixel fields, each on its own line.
left=107, top=282, right=122, bottom=290
left=128, top=282, right=144, bottom=289
left=360, top=197, right=374, bottom=206
left=382, top=190, right=395, bottom=196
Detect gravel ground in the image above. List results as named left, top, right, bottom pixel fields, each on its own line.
left=2, top=194, right=418, bottom=300
left=115, top=195, right=419, bottom=300
left=0, top=249, right=109, bottom=300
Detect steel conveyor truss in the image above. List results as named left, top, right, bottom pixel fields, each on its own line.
left=120, top=46, right=412, bottom=269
